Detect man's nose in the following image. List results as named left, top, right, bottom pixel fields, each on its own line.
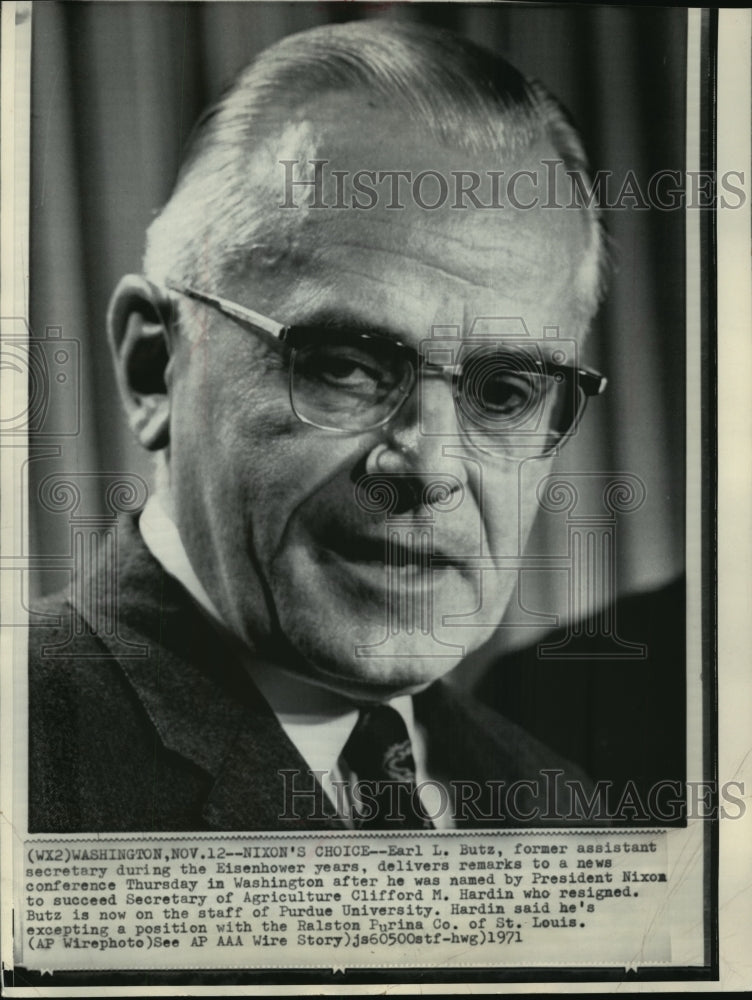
left=365, top=374, right=468, bottom=493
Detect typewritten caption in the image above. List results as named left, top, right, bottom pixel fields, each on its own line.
left=18, top=833, right=671, bottom=969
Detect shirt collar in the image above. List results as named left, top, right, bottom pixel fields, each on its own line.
left=139, top=491, right=222, bottom=622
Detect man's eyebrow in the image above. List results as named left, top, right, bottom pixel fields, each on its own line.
left=287, top=308, right=410, bottom=344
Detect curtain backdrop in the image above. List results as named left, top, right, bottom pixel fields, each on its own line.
left=28, top=2, right=687, bottom=653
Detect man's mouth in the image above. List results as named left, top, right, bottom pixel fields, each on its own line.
left=315, top=525, right=465, bottom=574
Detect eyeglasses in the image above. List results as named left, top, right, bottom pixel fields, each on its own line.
left=165, top=282, right=607, bottom=460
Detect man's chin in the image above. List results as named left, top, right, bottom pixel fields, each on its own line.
left=267, top=556, right=486, bottom=698
left=268, top=624, right=466, bottom=702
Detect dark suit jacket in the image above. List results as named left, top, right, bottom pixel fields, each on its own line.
left=29, top=518, right=594, bottom=832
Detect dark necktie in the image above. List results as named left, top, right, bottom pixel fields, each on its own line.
left=341, top=704, right=433, bottom=829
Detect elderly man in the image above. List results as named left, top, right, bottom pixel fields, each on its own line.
left=29, top=20, right=607, bottom=831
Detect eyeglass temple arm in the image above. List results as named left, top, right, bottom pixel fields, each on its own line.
left=162, top=281, right=608, bottom=396
left=420, top=358, right=607, bottom=397
left=584, top=371, right=608, bottom=396
left=164, top=282, right=289, bottom=346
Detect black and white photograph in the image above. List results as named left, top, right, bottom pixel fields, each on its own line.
left=1, top=1, right=749, bottom=993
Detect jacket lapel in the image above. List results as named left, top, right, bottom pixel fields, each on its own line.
left=416, top=680, right=598, bottom=827
left=73, top=517, right=344, bottom=830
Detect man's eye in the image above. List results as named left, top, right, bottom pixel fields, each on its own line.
left=304, top=346, right=387, bottom=392
left=480, top=373, right=537, bottom=415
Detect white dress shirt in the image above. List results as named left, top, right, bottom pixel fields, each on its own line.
left=139, top=492, right=453, bottom=828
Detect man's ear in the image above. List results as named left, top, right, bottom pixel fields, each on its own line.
left=107, top=275, right=176, bottom=451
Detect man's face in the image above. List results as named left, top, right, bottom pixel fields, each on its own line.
left=163, top=96, right=594, bottom=700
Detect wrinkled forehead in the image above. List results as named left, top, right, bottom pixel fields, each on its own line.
left=219, top=96, right=595, bottom=338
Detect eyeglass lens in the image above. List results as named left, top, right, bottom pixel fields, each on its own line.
left=290, top=334, right=412, bottom=429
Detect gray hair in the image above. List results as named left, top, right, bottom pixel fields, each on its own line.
left=144, top=19, right=606, bottom=321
